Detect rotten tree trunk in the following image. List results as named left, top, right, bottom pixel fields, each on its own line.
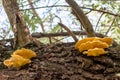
left=2, top=0, right=40, bottom=48
left=65, top=0, right=96, bottom=37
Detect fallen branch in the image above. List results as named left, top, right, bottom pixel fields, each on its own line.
left=0, top=31, right=104, bottom=42
left=31, top=31, right=104, bottom=38
left=0, top=31, right=117, bottom=46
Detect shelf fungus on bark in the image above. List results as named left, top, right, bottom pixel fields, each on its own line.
left=3, top=48, right=36, bottom=68
left=75, top=37, right=113, bottom=56
left=3, top=55, right=31, bottom=68
left=12, top=48, right=36, bottom=59
left=83, top=48, right=108, bottom=56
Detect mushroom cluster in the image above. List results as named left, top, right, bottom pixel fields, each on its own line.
left=75, top=37, right=113, bottom=56
left=3, top=48, right=36, bottom=68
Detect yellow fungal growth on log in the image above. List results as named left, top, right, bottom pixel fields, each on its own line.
left=75, top=37, right=98, bottom=49
left=79, top=40, right=109, bottom=52
left=3, top=55, right=31, bottom=68
left=100, top=37, right=113, bottom=45
left=79, top=41, right=94, bottom=52
left=92, top=40, right=109, bottom=49
left=12, top=48, right=36, bottom=59
left=3, top=48, right=36, bottom=68
left=75, top=37, right=113, bottom=49
left=75, top=37, right=113, bottom=56
left=83, top=48, right=108, bottom=56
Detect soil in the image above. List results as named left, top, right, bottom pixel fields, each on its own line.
left=0, top=42, right=120, bottom=80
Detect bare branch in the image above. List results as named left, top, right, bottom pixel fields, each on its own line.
left=66, top=0, right=96, bottom=37
left=19, top=0, right=39, bottom=7
left=20, top=5, right=120, bottom=17
left=95, top=12, right=104, bottom=31
left=27, top=0, right=45, bottom=32
left=32, top=31, right=105, bottom=38
left=58, top=23, right=78, bottom=42
left=105, top=17, right=116, bottom=36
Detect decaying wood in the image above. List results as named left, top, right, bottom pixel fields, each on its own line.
left=65, top=0, right=96, bottom=37
left=2, top=0, right=41, bottom=48
left=1, top=43, right=119, bottom=79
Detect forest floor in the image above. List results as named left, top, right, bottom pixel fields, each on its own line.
left=0, top=42, right=120, bottom=80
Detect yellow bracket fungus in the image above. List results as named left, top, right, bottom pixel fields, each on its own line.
left=79, top=40, right=109, bottom=52
left=75, top=37, right=113, bottom=56
left=99, top=37, right=113, bottom=45
left=12, top=48, right=36, bottom=59
left=3, top=48, right=36, bottom=68
left=83, top=48, right=108, bottom=56
left=75, top=37, right=98, bottom=49
left=3, top=55, right=31, bottom=68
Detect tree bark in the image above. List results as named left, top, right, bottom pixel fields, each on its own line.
left=2, top=0, right=40, bottom=48
left=65, top=0, right=96, bottom=37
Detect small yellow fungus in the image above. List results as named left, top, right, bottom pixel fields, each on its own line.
left=92, top=40, right=109, bottom=48
left=12, top=48, right=36, bottom=59
left=79, top=41, right=94, bottom=52
left=83, top=48, right=107, bottom=56
left=3, top=55, right=31, bottom=68
left=75, top=37, right=98, bottom=49
left=100, top=37, right=113, bottom=45
left=3, top=48, right=36, bottom=68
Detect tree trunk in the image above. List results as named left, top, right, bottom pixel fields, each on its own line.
left=2, top=0, right=40, bottom=48
left=66, top=0, right=96, bottom=37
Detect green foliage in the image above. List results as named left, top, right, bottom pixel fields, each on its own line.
left=51, top=25, right=61, bottom=33
left=23, top=10, right=38, bottom=32
left=111, top=27, right=120, bottom=44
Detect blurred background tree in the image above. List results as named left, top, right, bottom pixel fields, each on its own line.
left=0, top=0, right=120, bottom=45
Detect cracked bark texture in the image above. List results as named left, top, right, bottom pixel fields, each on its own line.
left=2, top=0, right=36, bottom=48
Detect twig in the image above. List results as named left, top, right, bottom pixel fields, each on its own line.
left=85, top=10, right=92, bottom=15
left=20, top=5, right=120, bottom=17
left=105, top=17, right=116, bottom=36
left=19, top=0, right=39, bottom=7
left=95, top=12, right=104, bottom=31
left=27, top=0, right=45, bottom=32
left=58, top=23, right=78, bottom=42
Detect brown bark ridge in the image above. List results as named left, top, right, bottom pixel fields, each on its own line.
left=2, top=0, right=41, bottom=48
left=65, top=0, right=96, bottom=37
